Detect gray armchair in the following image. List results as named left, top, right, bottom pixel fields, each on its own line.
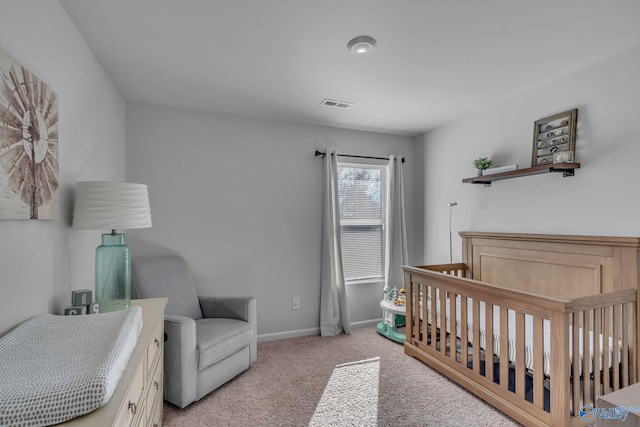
left=131, top=254, right=256, bottom=408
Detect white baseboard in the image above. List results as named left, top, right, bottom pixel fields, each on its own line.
left=257, top=318, right=382, bottom=343
left=351, top=319, right=382, bottom=329
left=258, top=327, right=319, bottom=343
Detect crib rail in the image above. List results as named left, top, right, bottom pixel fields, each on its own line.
left=404, top=264, right=637, bottom=427
left=415, top=263, right=467, bottom=277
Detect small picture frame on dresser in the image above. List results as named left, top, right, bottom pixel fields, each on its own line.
left=531, top=108, right=578, bottom=167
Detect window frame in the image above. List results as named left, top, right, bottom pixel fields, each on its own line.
left=336, top=158, right=388, bottom=286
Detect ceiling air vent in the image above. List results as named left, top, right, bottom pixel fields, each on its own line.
left=320, top=99, right=353, bottom=109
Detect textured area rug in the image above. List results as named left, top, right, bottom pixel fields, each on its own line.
left=163, top=326, right=521, bottom=426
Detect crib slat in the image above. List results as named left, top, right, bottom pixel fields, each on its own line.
left=631, top=300, right=638, bottom=385
left=440, top=289, right=446, bottom=355
left=603, top=306, right=611, bottom=394
left=622, top=303, right=629, bottom=387
left=460, top=297, right=469, bottom=367
left=630, top=301, right=637, bottom=385
left=450, top=293, right=457, bottom=361
left=412, top=280, right=418, bottom=342
left=515, top=311, right=525, bottom=398
left=430, top=286, right=437, bottom=348
left=422, top=284, right=429, bottom=346
left=533, top=315, right=544, bottom=409
left=631, top=301, right=638, bottom=385
left=461, top=296, right=468, bottom=367
left=550, top=310, right=570, bottom=426
left=417, top=283, right=422, bottom=343
left=473, top=299, right=480, bottom=374
left=406, top=274, right=414, bottom=343
left=594, top=308, right=601, bottom=401
left=613, top=305, right=621, bottom=390
left=486, top=303, right=494, bottom=382
left=416, top=282, right=426, bottom=341
left=500, top=306, right=509, bottom=389
left=583, top=310, right=591, bottom=406
left=572, top=312, right=580, bottom=416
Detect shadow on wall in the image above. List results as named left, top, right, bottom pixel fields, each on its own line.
left=127, top=236, right=181, bottom=259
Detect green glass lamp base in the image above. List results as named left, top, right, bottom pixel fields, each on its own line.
left=95, top=232, right=131, bottom=312
left=98, top=299, right=131, bottom=313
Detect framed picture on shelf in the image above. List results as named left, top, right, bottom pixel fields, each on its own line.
left=531, top=108, right=577, bottom=167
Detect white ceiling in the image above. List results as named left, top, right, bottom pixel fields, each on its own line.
left=60, top=0, right=640, bottom=136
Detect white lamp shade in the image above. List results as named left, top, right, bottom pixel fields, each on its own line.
left=73, top=181, right=152, bottom=230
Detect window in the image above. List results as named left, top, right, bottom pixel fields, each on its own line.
left=337, top=161, right=387, bottom=284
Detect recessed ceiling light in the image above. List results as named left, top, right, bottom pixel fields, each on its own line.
left=347, top=35, right=377, bottom=55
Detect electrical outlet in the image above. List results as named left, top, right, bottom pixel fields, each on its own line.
left=292, top=297, right=300, bottom=310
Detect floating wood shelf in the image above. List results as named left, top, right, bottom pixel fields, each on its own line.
left=462, top=163, right=580, bottom=186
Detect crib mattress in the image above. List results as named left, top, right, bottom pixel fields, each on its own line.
left=0, top=306, right=143, bottom=427
left=425, top=296, right=618, bottom=377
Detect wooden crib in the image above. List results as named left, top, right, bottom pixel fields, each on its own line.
left=404, top=232, right=640, bottom=427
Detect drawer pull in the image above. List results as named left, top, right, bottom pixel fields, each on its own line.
left=154, top=380, right=160, bottom=391
left=153, top=424, right=158, bottom=427
left=154, top=338, right=160, bottom=348
left=128, top=401, right=137, bottom=416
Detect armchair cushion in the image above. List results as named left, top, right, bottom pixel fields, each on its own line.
left=196, top=318, right=253, bottom=370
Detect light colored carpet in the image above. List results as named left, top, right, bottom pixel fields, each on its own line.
left=163, top=326, right=521, bottom=426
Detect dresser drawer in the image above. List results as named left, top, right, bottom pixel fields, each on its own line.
left=148, top=397, right=163, bottom=427
left=113, top=360, right=144, bottom=427
left=146, top=322, right=163, bottom=376
left=146, top=353, right=163, bottom=425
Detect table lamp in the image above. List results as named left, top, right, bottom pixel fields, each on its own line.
left=73, top=182, right=152, bottom=312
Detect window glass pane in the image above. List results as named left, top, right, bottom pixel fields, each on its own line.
left=338, top=167, right=382, bottom=221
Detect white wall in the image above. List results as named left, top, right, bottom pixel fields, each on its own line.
left=419, top=45, right=640, bottom=264
left=125, top=104, right=418, bottom=338
left=0, top=1, right=126, bottom=335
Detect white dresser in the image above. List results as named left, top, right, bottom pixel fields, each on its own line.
left=62, top=298, right=168, bottom=427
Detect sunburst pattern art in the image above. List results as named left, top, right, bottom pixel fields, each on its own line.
left=0, top=47, right=58, bottom=219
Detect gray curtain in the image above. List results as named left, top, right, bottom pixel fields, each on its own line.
left=320, top=151, right=351, bottom=336
left=385, top=155, right=408, bottom=289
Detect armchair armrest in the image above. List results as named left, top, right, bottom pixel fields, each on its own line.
left=199, top=297, right=256, bottom=322
left=199, top=297, right=257, bottom=364
left=163, top=314, right=198, bottom=408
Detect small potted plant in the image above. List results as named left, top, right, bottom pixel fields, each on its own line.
left=472, top=157, right=493, bottom=176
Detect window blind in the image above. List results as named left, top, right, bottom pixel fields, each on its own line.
left=337, top=164, right=385, bottom=282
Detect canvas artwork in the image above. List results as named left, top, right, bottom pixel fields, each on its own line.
left=0, top=46, right=58, bottom=220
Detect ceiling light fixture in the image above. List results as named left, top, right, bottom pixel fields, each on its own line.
left=347, top=35, right=377, bottom=55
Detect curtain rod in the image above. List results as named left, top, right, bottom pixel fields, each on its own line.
left=314, top=150, right=405, bottom=163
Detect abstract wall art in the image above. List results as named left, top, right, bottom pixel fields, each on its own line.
left=0, top=46, right=58, bottom=220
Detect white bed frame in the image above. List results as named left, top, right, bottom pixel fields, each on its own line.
left=404, top=232, right=639, bottom=427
